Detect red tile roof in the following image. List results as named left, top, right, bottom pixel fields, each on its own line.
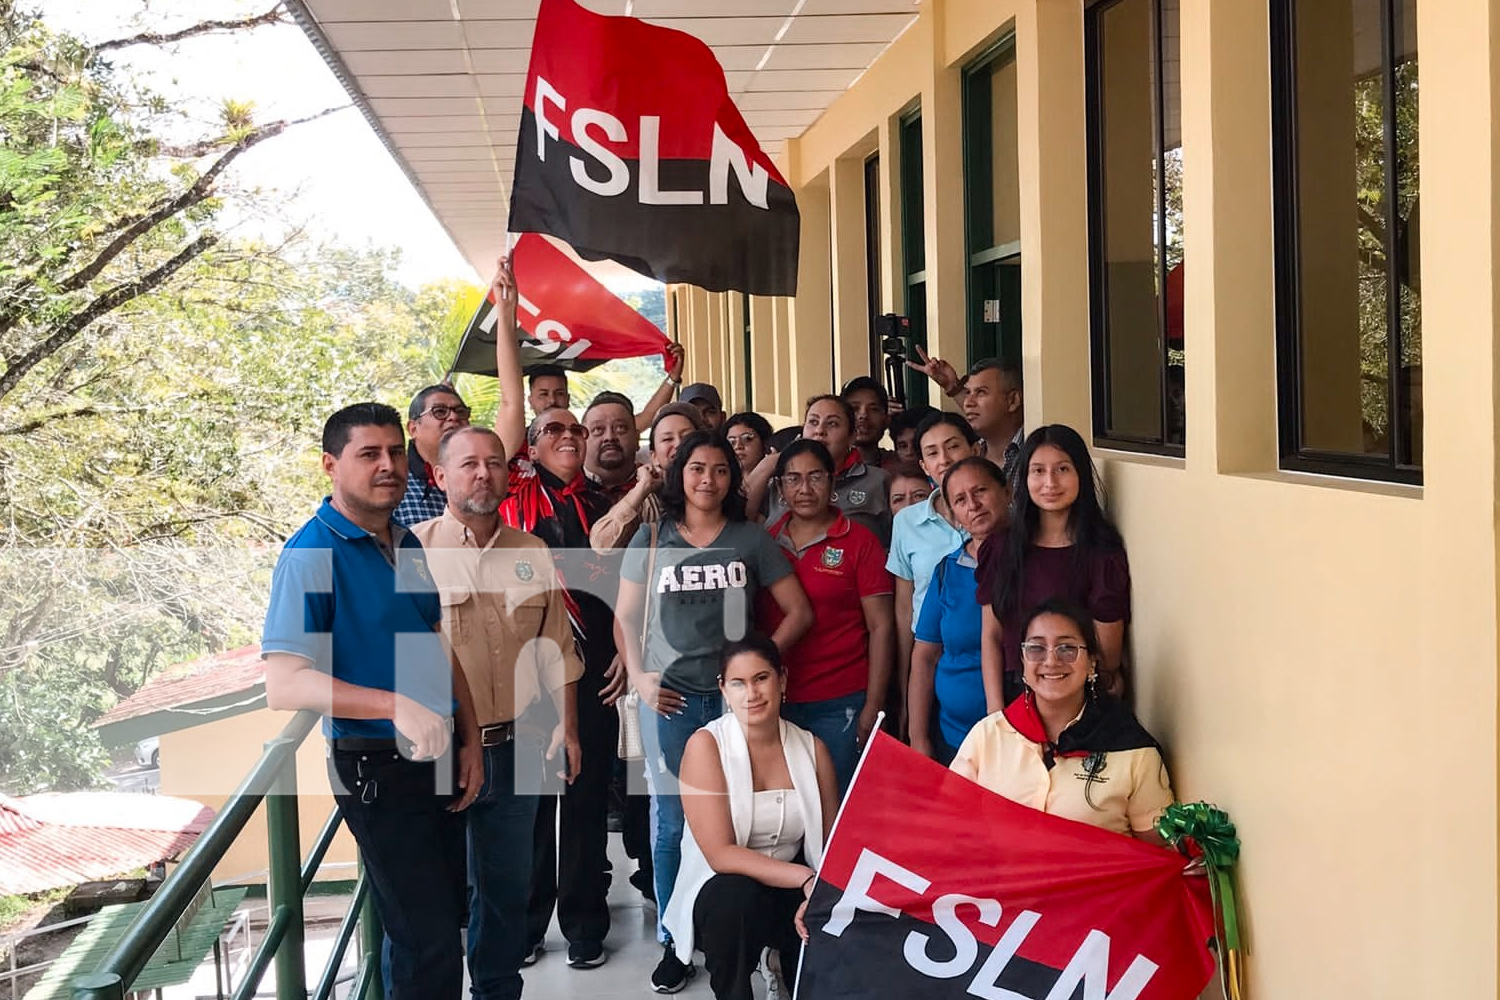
left=93, top=645, right=265, bottom=729
left=0, top=793, right=213, bottom=895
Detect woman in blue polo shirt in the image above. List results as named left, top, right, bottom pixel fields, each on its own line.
left=909, top=457, right=1009, bottom=765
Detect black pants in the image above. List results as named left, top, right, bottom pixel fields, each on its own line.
left=330, top=748, right=466, bottom=1000
left=526, top=668, right=618, bottom=946
left=693, top=874, right=804, bottom=1000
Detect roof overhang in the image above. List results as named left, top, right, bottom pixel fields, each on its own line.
left=286, top=0, right=919, bottom=279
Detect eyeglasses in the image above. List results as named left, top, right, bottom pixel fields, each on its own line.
left=1019, top=643, right=1087, bottom=664
left=778, top=471, right=830, bottom=490
left=539, top=421, right=587, bottom=439
left=419, top=404, right=471, bottom=421
left=726, top=433, right=761, bottom=448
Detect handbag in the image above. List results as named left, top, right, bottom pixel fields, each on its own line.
left=616, top=520, right=660, bottom=762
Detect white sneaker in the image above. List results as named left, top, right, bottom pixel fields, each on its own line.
left=761, top=947, right=788, bottom=1000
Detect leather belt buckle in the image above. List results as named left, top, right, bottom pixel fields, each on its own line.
left=479, top=721, right=515, bottom=747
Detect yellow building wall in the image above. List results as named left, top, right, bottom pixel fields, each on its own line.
left=673, top=0, right=1500, bottom=995
left=160, top=709, right=358, bottom=886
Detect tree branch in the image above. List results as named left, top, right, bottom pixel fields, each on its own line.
left=91, top=6, right=287, bottom=55
left=0, top=234, right=217, bottom=404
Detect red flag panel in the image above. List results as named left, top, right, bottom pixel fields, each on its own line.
left=796, top=732, right=1216, bottom=1000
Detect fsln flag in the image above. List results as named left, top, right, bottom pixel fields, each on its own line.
left=796, top=733, right=1216, bottom=1000
left=449, top=233, right=672, bottom=377
left=508, top=0, right=800, bottom=297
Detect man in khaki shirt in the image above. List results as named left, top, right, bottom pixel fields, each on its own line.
left=413, top=425, right=582, bottom=1000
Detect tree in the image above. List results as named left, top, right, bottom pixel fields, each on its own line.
left=0, top=6, right=448, bottom=792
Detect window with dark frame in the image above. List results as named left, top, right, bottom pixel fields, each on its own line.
left=1085, top=0, right=1185, bottom=454
left=899, top=111, right=930, bottom=408
left=1272, top=0, right=1420, bottom=482
left=962, top=37, right=1023, bottom=370
left=864, top=153, right=883, bottom=378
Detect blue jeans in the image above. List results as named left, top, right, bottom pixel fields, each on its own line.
left=641, top=692, right=723, bottom=943
left=466, top=740, right=539, bottom=1000
left=783, top=691, right=866, bottom=797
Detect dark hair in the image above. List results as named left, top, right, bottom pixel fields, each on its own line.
left=659, top=430, right=747, bottom=522
left=773, top=438, right=835, bottom=480
left=323, top=402, right=403, bottom=456
left=840, top=375, right=889, bottom=409
left=890, top=404, right=939, bottom=440
left=585, top=390, right=635, bottom=419
left=802, top=393, right=856, bottom=427
left=526, top=406, right=575, bottom=445
left=407, top=383, right=464, bottom=419
left=969, top=357, right=1023, bottom=388
left=888, top=460, right=929, bottom=483
left=724, top=411, right=773, bottom=445
left=914, top=411, right=980, bottom=451
left=1017, top=597, right=1102, bottom=659
left=436, top=425, right=503, bottom=465
left=768, top=425, right=802, bottom=453
left=940, top=456, right=1007, bottom=505
left=528, top=364, right=567, bottom=386
left=719, top=631, right=784, bottom=677
left=992, top=424, right=1124, bottom=619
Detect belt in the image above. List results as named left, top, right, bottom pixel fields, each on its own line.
left=479, top=721, right=516, bottom=747
left=330, top=737, right=400, bottom=753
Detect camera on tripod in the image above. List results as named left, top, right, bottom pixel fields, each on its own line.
left=875, top=313, right=911, bottom=406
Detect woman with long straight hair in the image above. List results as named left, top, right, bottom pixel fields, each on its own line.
left=760, top=438, right=894, bottom=794
left=616, top=430, right=813, bottom=993
left=977, top=425, right=1130, bottom=713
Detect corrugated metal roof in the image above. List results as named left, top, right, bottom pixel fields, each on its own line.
left=92, top=645, right=265, bottom=730
left=0, top=793, right=213, bottom=895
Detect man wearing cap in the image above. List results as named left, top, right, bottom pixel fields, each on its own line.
left=413, top=425, right=583, bottom=1000
left=261, top=402, right=484, bottom=1000
left=678, top=381, right=726, bottom=432
left=842, top=375, right=897, bottom=470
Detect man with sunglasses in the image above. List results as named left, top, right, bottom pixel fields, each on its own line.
left=393, top=385, right=473, bottom=527
left=499, top=404, right=622, bottom=970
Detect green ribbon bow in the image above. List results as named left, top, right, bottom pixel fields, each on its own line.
left=1157, top=802, right=1243, bottom=999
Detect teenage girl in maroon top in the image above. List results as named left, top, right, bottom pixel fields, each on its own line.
left=976, top=424, right=1131, bottom=711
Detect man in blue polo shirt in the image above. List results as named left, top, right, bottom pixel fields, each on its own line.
left=262, top=402, right=483, bottom=1000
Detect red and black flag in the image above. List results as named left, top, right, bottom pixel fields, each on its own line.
left=796, top=732, right=1215, bottom=1000
left=508, top=0, right=800, bottom=297
left=449, top=232, right=672, bottom=377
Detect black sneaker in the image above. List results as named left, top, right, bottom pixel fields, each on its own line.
left=629, top=867, right=656, bottom=905
left=567, top=940, right=607, bottom=968
left=521, top=942, right=544, bottom=968
left=651, top=945, right=695, bottom=994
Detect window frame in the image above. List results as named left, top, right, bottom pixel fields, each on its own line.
left=961, top=35, right=1023, bottom=369
left=1270, top=0, right=1421, bottom=484
left=1084, top=0, right=1184, bottom=457
left=899, top=109, right=931, bottom=408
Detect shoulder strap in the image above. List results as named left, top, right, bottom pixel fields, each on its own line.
left=640, top=520, right=660, bottom=659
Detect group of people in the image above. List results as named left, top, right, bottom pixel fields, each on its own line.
left=260, top=256, right=1178, bottom=1000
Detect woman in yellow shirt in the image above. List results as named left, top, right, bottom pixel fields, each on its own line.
left=951, top=598, right=1172, bottom=841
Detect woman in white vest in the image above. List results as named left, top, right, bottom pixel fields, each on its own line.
left=663, top=632, right=839, bottom=1000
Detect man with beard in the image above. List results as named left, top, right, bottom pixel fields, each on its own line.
left=498, top=402, right=620, bottom=969
left=413, top=426, right=583, bottom=1000
left=582, top=391, right=640, bottom=503
left=261, top=403, right=484, bottom=999
left=841, top=375, right=897, bottom=469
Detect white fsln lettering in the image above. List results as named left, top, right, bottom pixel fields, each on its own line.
left=534, top=76, right=565, bottom=161
left=965, top=909, right=1044, bottom=1000
left=571, top=108, right=629, bottom=196
left=1041, top=931, right=1158, bottom=1000
left=709, top=122, right=769, bottom=209
left=905, top=894, right=1002, bottom=979
left=823, top=849, right=930, bottom=937
left=638, top=116, right=703, bottom=205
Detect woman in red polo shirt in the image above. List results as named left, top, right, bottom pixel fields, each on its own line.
left=760, top=438, right=894, bottom=795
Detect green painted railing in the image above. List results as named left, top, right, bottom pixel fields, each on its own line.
left=70, top=710, right=383, bottom=1000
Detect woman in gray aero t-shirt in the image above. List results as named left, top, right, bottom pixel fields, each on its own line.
left=616, top=430, right=813, bottom=992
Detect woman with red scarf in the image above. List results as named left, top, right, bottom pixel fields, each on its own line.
left=951, top=598, right=1173, bottom=841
